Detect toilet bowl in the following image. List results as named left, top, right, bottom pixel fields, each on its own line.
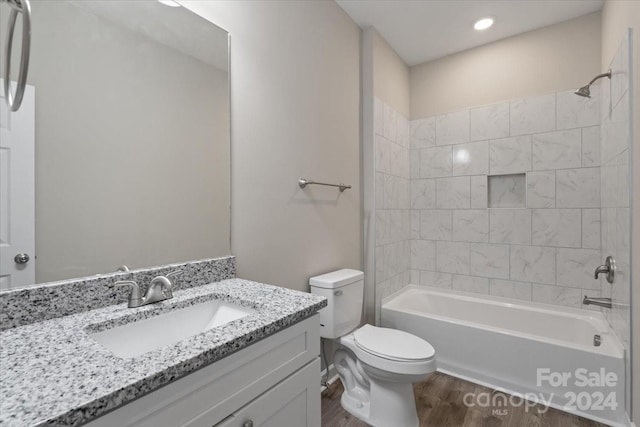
left=310, top=269, right=436, bottom=427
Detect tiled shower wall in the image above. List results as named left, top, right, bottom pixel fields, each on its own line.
left=600, top=31, right=632, bottom=410
left=374, top=98, right=410, bottom=321
left=408, top=87, right=603, bottom=309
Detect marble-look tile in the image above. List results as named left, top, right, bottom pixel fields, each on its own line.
left=532, top=209, right=582, bottom=248
left=410, top=269, right=420, bottom=285
left=602, top=91, right=631, bottom=165
left=388, top=142, right=404, bottom=177
left=556, top=248, right=602, bottom=289
left=510, top=94, right=556, bottom=136
left=469, top=243, right=510, bottom=279
left=375, top=135, right=391, bottom=174
left=489, top=279, right=532, bottom=301
left=411, top=240, right=436, bottom=271
left=436, top=109, right=470, bottom=145
left=375, top=172, right=385, bottom=210
left=556, top=168, right=600, bottom=208
left=410, top=149, right=420, bottom=179
left=375, top=210, right=390, bottom=246
left=610, top=32, right=630, bottom=109
left=582, top=126, right=600, bottom=167
left=401, top=240, right=411, bottom=274
left=452, top=275, right=490, bottom=294
left=532, top=129, right=582, bottom=170
left=600, top=150, right=629, bottom=208
left=436, top=241, right=469, bottom=274
left=532, top=284, right=581, bottom=308
left=375, top=246, right=387, bottom=283
left=556, top=87, right=600, bottom=130
left=489, top=209, right=531, bottom=245
left=470, top=176, right=488, bottom=209
left=402, top=209, right=412, bottom=241
left=410, top=210, right=420, bottom=239
left=420, top=210, right=452, bottom=240
left=582, top=209, right=600, bottom=249
left=527, top=171, right=555, bottom=208
left=470, top=102, right=509, bottom=141
left=436, top=176, right=470, bottom=209
left=510, top=245, right=555, bottom=285
left=410, top=117, right=436, bottom=148
left=489, top=135, right=532, bottom=174
left=411, top=179, right=436, bottom=209
left=399, top=178, right=410, bottom=208
left=419, top=271, right=453, bottom=288
left=453, top=210, right=489, bottom=243
left=383, top=102, right=397, bottom=142
left=384, top=242, right=400, bottom=278
left=397, top=113, right=409, bottom=148
left=452, top=141, right=488, bottom=176
left=488, top=174, right=526, bottom=208
left=383, top=174, right=398, bottom=209
left=374, top=97, right=384, bottom=136
left=419, top=146, right=452, bottom=178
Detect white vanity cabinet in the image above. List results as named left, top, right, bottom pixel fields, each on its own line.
left=86, top=315, right=321, bottom=427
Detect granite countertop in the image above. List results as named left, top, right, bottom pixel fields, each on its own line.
left=0, top=279, right=327, bottom=427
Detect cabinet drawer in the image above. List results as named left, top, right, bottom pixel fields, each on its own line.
left=86, top=315, right=319, bottom=427
left=215, top=358, right=320, bottom=427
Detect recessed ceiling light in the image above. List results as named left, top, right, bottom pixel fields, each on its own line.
left=158, top=0, right=181, bottom=7
left=474, top=17, right=494, bottom=31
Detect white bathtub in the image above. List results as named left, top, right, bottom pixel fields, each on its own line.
left=381, top=285, right=628, bottom=426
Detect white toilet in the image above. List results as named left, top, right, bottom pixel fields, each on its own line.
left=310, top=269, right=436, bottom=427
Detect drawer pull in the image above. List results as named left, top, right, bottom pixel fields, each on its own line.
left=242, top=421, right=253, bottom=427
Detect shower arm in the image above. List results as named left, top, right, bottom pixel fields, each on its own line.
left=1, top=0, right=31, bottom=112
left=588, top=70, right=612, bottom=86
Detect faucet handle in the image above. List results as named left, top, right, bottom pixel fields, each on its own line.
left=166, top=270, right=183, bottom=287
left=166, top=269, right=183, bottom=280
left=114, top=280, right=142, bottom=302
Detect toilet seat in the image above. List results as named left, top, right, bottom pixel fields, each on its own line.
left=353, top=324, right=435, bottom=362
left=339, top=326, right=436, bottom=377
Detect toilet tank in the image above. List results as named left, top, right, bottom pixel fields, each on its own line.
left=309, top=269, right=364, bottom=339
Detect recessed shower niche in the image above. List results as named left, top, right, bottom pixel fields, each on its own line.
left=487, top=174, right=526, bottom=208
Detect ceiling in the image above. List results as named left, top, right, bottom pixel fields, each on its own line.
left=336, top=0, right=604, bottom=66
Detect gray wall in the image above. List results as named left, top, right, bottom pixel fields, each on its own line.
left=183, top=1, right=362, bottom=292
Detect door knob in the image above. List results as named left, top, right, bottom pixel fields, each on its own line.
left=14, top=253, right=30, bottom=264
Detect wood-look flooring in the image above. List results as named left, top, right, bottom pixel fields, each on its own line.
left=321, top=373, right=608, bottom=427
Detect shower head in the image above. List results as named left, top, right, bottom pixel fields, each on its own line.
left=574, top=85, right=592, bottom=98
left=574, top=70, right=612, bottom=98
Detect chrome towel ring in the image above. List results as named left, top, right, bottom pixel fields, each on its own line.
left=2, top=0, right=31, bottom=112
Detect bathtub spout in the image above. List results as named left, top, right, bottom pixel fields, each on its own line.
left=583, top=296, right=612, bottom=309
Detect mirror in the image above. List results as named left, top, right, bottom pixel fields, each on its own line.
left=0, top=0, right=230, bottom=286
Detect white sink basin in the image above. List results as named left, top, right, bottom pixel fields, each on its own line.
left=89, top=300, right=256, bottom=358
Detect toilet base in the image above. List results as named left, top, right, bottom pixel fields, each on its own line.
left=340, top=376, right=421, bottom=427
left=334, top=346, right=431, bottom=427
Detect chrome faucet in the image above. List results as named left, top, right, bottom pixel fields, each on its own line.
left=115, top=270, right=182, bottom=308
left=583, top=296, right=612, bottom=309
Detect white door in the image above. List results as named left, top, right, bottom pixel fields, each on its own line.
left=0, top=80, right=35, bottom=289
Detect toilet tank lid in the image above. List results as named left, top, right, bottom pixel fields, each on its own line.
left=309, top=269, right=364, bottom=288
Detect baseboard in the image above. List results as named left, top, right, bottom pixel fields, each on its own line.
left=320, top=363, right=339, bottom=393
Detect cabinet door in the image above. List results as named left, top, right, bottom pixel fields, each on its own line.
left=217, top=359, right=320, bottom=427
